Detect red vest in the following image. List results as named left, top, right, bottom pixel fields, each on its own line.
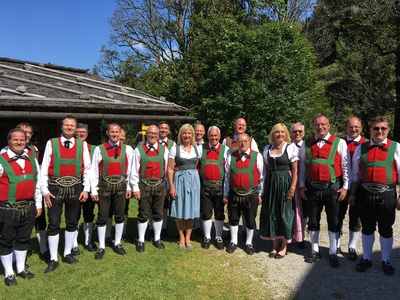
left=359, top=139, right=397, bottom=184
left=138, top=144, right=165, bottom=179
left=225, top=136, right=254, bottom=153
left=0, top=153, right=37, bottom=203
left=200, top=144, right=226, bottom=181
left=99, top=142, right=128, bottom=176
left=157, top=138, right=174, bottom=151
left=230, top=150, right=259, bottom=188
left=305, top=135, right=342, bottom=182
left=343, top=136, right=367, bottom=159
left=48, top=138, right=84, bottom=177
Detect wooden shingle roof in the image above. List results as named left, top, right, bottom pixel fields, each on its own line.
left=0, top=57, right=194, bottom=122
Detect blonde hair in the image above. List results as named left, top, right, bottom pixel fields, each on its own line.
left=177, top=123, right=196, bottom=146
left=268, top=123, right=291, bottom=144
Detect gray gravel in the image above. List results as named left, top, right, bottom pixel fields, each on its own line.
left=247, top=209, right=400, bottom=299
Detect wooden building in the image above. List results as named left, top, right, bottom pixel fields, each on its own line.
left=0, top=57, right=194, bottom=160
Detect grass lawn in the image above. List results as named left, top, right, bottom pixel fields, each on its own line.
left=0, top=200, right=271, bottom=299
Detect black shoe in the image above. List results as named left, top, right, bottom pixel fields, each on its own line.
left=201, top=237, right=211, bottom=249
left=122, top=233, right=129, bottom=243
left=215, top=237, right=224, bottom=250
left=62, top=254, right=78, bottom=264
left=329, top=254, right=339, bottom=268
left=297, top=241, right=306, bottom=249
left=4, top=275, right=17, bottom=286
left=348, top=248, right=357, bottom=261
left=305, top=250, right=321, bottom=263
left=161, top=228, right=168, bottom=238
left=356, top=258, right=372, bottom=272
left=17, top=268, right=35, bottom=279
left=113, top=244, right=126, bottom=255
left=136, top=241, right=145, bottom=253
left=44, top=260, right=60, bottom=274
left=84, top=242, right=97, bottom=252
left=226, top=242, right=237, bottom=254
left=105, top=237, right=113, bottom=247
left=153, top=240, right=165, bottom=249
left=382, top=260, right=395, bottom=276
left=39, top=250, right=50, bottom=261
left=94, top=248, right=105, bottom=260
left=71, top=246, right=80, bottom=256
left=245, top=244, right=255, bottom=255
left=194, top=228, right=204, bottom=237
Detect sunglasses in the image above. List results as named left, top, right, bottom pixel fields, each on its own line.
left=292, top=130, right=303, bottom=133
left=372, top=127, right=388, bottom=132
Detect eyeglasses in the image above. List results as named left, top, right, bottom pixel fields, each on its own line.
left=292, top=130, right=303, bottom=133
left=237, top=140, right=249, bottom=144
left=372, top=127, right=388, bottom=132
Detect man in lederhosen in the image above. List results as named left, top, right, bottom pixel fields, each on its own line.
left=199, top=126, right=229, bottom=250
left=0, top=129, right=42, bottom=285
left=349, top=116, right=400, bottom=276
left=299, top=113, right=349, bottom=268
left=41, top=115, right=91, bottom=273
left=91, top=123, right=133, bottom=259
left=337, top=117, right=367, bottom=261
left=223, top=133, right=264, bottom=255
left=131, top=125, right=169, bottom=252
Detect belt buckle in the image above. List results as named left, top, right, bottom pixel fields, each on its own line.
left=55, top=176, right=80, bottom=187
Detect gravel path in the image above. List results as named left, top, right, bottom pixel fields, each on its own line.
left=246, top=209, right=400, bottom=299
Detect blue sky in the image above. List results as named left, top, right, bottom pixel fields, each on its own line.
left=0, top=0, right=117, bottom=70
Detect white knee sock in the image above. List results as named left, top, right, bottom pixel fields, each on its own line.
left=380, top=236, right=393, bottom=262
left=214, top=220, right=224, bottom=239
left=309, top=230, right=319, bottom=253
left=328, top=230, right=339, bottom=255
left=362, top=233, right=374, bottom=260
left=153, top=220, right=163, bottom=241
left=83, top=222, right=94, bottom=245
left=348, top=230, right=360, bottom=249
left=14, top=250, right=27, bottom=273
left=137, top=221, right=148, bottom=243
left=73, top=229, right=79, bottom=248
left=97, top=225, right=106, bottom=249
left=202, top=219, right=212, bottom=239
left=114, top=222, right=124, bottom=245
left=1, top=253, right=14, bottom=276
left=230, top=225, right=239, bottom=245
left=36, top=230, right=47, bottom=253
left=64, top=231, right=75, bottom=256
left=246, top=228, right=254, bottom=245
left=48, top=234, right=59, bottom=261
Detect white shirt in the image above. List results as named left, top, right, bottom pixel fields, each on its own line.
left=223, top=134, right=260, bottom=153
left=169, top=144, right=202, bottom=159
left=40, top=136, right=92, bottom=196
left=90, top=140, right=134, bottom=195
left=263, top=142, right=299, bottom=164
left=351, top=138, right=400, bottom=183
left=223, top=149, right=265, bottom=196
left=298, top=133, right=350, bottom=189
left=130, top=142, right=169, bottom=192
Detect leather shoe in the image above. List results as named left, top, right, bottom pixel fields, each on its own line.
left=245, top=244, right=255, bottom=255
left=215, top=237, right=224, bottom=250
left=71, top=246, right=80, bottom=256
left=356, top=258, right=372, bottom=272
left=226, top=242, right=237, bottom=254
left=94, top=248, right=105, bottom=260
left=269, top=252, right=277, bottom=258
left=136, top=241, right=145, bottom=252
left=348, top=248, right=357, bottom=261
left=382, top=260, right=395, bottom=276
left=4, top=275, right=17, bottom=286
left=17, top=269, right=35, bottom=279
left=305, top=250, right=321, bottom=263
left=44, top=260, right=60, bottom=274
left=113, top=244, right=126, bottom=255
left=84, top=242, right=97, bottom=252
left=329, top=254, right=339, bottom=268
left=201, top=237, right=211, bottom=249
left=153, top=240, right=165, bottom=249
left=62, top=254, right=78, bottom=264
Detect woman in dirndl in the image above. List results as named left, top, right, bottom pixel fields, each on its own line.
left=168, top=123, right=201, bottom=248
left=259, top=123, right=298, bottom=259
